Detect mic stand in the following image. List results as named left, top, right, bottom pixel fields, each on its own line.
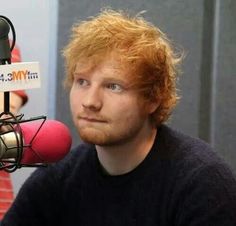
left=0, top=16, right=47, bottom=172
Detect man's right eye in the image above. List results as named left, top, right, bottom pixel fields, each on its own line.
left=75, top=78, right=89, bottom=87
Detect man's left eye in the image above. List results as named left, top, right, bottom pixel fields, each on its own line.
left=107, top=84, right=123, bottom=92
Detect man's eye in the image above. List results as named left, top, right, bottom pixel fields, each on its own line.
left=76, top=79, right=89, bottom=87
left=107, top=83, right=123, bottom=92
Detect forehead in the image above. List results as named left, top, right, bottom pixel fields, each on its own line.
left=74, top=54, right=129, bottom=79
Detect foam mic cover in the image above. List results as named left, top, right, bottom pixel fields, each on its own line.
left=20, top=120, right=72, bottom=164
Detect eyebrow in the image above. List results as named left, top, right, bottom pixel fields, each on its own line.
left=74, top=69, right=91, bottom=76
left=102, top=76, right=128, bottom=85
left=73, top=72, right=130, bottom=87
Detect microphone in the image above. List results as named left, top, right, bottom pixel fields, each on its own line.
left=0, top=16, right=70, bottom=172
left=0, top=118, right=72, bottom=171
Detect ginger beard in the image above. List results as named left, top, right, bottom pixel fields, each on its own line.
left=73, top=108, right=148, bottom=147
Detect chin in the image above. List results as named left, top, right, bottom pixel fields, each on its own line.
left=78, top=127, right=109, bottom=145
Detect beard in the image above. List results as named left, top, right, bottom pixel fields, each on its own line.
left=78, top=126, right=110, bottom=145
left=76, top=117, right=147, bottom=147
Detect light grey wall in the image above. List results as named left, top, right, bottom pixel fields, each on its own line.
left=213, top=0, right=236, bottom=169
left=0, top=0, right=58, bottom=194
left=55, top=0, right=236, bottom=171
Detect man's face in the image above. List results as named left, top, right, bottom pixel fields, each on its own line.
left=70, top=56, right=155, bottom=146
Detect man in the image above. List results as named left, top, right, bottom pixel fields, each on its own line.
left=0, top=44, right=28, bottom=220
left=2, top=9, right=236, bottom=225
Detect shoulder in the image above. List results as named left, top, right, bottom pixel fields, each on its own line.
left=1, top=143, right=95, bottom=225
left=37, top=142, right=95, bottom=177
left=157, top=125, right=236, bottom=224
left=157, top=124, right=223, bottom=166
left=20, top=142, right=95, bottom=191
left=156, top=124, right=236, bottom=198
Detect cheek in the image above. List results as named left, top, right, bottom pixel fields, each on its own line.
left=69, top=89, right=79, bottom=116
left=111, top=102, right=142, bottom=124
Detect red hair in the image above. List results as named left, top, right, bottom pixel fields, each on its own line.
left=63, top=9, right=182, bottom=125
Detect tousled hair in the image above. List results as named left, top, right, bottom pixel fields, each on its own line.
left=63, top=9, right=182, bottom=126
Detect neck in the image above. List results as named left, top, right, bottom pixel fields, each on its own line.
left=96, top=122, right=157, bottom=176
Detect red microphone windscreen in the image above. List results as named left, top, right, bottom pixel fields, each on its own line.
left=20, top=120, right=72, bottom=164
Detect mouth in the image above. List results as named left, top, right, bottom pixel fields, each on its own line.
left=78, top=116, right=107, bottom=123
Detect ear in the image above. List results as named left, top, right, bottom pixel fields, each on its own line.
left=146, top=99, right=160, bottom=114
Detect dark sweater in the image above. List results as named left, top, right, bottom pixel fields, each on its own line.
left=2, top=125, right=236, bottom=225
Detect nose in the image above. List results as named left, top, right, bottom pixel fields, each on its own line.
left=82, top=85, right=103, bottom=111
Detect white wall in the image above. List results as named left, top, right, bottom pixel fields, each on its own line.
left=0, top=0, right=58, bottom=194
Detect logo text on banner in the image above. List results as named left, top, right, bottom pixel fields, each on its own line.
left=0, top=62, right=41, bottom=91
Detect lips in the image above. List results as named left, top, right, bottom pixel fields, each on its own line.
left=78, top=116, right=107, bottom=123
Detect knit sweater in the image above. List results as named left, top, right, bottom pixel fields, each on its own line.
left=2, top=125, right=236, bottom=225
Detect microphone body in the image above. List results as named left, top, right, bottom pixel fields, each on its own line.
left=0, top=17, right=11, bottom=61
left=0, top=119, right=72, bottom=166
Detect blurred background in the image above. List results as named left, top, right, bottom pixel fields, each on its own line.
left=0, top=0, right=235, bottom=194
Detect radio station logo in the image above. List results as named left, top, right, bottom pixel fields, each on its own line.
left=0, top=62, right=41, bottom=91
left=0, top=70, right=39, bottom=82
